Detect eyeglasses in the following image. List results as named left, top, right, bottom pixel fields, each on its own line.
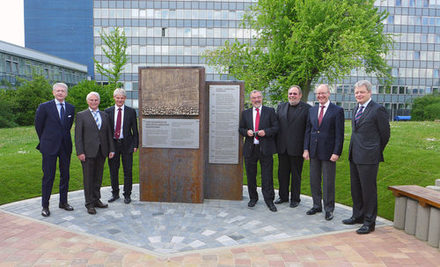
left=288, top=92, right=299, bottom=96
left=315, top=92, right=329, bottom=95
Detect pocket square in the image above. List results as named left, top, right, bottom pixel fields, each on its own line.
left=68, top=115, right=72, bottom=118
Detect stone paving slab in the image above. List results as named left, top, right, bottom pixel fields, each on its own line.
left=0, top=185, right=391, bottom=257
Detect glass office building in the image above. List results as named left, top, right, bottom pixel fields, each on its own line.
left=0, top=40, right=88, bottom=89
left=25, top=0, right=440, bottom=116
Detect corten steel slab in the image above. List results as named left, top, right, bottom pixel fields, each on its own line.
left=139, top=67, right=206, bottom=203
left=204, top=81, right=244, bottom=200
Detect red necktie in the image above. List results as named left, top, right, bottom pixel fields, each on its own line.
left=318, top=105, right=325, bottom=126
left=255, top=108, right=260, bottom=139
left=115, top=107, right=122, bottom=139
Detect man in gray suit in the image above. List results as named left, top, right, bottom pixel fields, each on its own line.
left=75, top=92, right=115, bottom=215
left=343, top=80, right=390, bottom=234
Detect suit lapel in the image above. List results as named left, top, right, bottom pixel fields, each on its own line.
left=355, top=101, right=373, bottom=127
left=49, top=100, right=63, bottom=126
left=311, top=105, right=319, bottom=129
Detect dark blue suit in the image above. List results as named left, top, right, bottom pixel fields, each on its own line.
left=304, top=102, right=344, bottom=212
left=35, top=99, right=75, bottom=208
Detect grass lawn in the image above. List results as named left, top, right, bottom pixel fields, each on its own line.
left=0, top=121, right=439, bottom=221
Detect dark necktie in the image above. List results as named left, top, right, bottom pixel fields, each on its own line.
left=355, top=105, right=364, bottom=124
left=115, top=107, right=122, bottom=139
left=318, top=105, right=325, bottom=126
left=255, top=108, right=260, bottom=140
left=60, top=103, right=65, bottom=125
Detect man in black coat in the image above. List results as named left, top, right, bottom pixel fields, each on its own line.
left=105, top=88, right=139, bottom=204
left=275, top=85, right=311, bottom=208
left=343, top=80, right=390, bottom=234
left=35, top=83, right=75, bottom=217
left=239, top=90, right=279, bottom=212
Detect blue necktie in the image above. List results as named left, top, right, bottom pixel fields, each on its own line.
left=60, top=103, right=65, bottom=125
left=92, top=111, right=101, bottom=130
left=355, top=106, right=364, bottom=124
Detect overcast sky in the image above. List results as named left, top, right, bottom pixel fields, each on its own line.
left=0, top=0, right=24, bottom=46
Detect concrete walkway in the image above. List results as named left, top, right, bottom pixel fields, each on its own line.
left=0, top=185, right=438, bottom=266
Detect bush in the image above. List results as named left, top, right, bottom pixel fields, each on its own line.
left=411, top=94, right=440, bottom=121
left=67, top=80, right=114, bottom=112
left=0, top=89, right=18, bottom=128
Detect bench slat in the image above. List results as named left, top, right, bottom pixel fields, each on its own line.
left=388, top=185, right=440, bottom=209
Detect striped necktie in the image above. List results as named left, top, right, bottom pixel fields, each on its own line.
left=355, top=106, right=364, bottom=124
left=92, top=110, right=101, bottom=129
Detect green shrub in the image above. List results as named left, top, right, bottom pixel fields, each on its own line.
left=411, top=94, right=440, bottom=121
left=67, top=80, right=114, bottom=112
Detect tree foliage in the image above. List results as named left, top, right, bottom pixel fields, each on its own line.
left=94, top=27, right=128, bottom=86
left=67, top=80, right=114, bottom=112
left=411, top=94, right=440, bottom=121
left=204, top=0, right=393, bottom=103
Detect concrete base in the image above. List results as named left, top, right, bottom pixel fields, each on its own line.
left=426, top=185, right=440, bottom=192
left=404, top=199, right=418, bottom=235
left=393, top=196, right=407, bottom=230
left=435, top=179, right=440, bottom=186
left=415, top=205, right=430, bottom=241
left=428, top=207, right=440, bottom=248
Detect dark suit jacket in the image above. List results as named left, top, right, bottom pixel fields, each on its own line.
left=75, top=109, right=115, bottom=158
left=35, top=100, right=75, bottom=155
left=349, top=100, right=390, bottom=164
left=239, top=105, right=279, bottom=157
left=276, top=101, right=311, bottom=156
left=105, top=105, right=139, bottom=153
left=304, top=102, right=345, bottom=161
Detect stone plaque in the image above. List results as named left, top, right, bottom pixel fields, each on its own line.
left=142, top=118, right=199, bottom=149
left=208, top=85, right=240, bottom=164
left=141, top=68, right=199, bottom=116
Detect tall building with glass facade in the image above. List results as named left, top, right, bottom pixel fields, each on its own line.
left=24, top=0, right=440, bottom=117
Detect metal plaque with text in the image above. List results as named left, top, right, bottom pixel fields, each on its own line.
left=208, top=85, right=240, bottom=164
left=142, top=119, right=199, bottom=149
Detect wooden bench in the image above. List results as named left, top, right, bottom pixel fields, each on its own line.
left=388, top=185, right=440, bottom=248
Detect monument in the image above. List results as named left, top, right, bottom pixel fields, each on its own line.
left=138, top=67, right=243, bottom=203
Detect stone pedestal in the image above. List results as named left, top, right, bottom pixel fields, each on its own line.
left=404, top=198, right=418, bottom=235
left=428, top=207, right=440, bottom=247
left=415, top=205, right=430, bottom=241
left=393, top=196, right=407, bottom=229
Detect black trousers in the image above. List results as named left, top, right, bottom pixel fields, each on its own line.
left=108, top=140, right=133, bottom=197
left=277, top=153, right=304, bottom=203
left=310, top=158, right=336, bottom=212
left=81, top=148, right=106, bottom=208
left=349, top=161, right=379, bottom=226
left=244, top=144, right=275, bottom=203
left=41, top=145, right=71, bottom=208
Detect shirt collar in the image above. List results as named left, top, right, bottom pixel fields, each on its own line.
left=115, top=104, right=125, bottom=110
left=54, top=99, right=64, bottom=105
left=89, top=107, right=99, bottom=113
left=359, top=98, right=372, bottom=108
left=320, top=100, right=330, bottom=109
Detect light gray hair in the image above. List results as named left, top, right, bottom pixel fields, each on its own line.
left=354, top=80, right=372, bottom=92
left=249, top=90, right=262, bottom=98
left=288, top=85, right=302, bottom=95
left=53, top=82, right=68, bottom=92
left=86, top=91, right=100, bottom=101
left=314, top=84, right=330, bottom=93
left=113, top=88, right=126, bottom=97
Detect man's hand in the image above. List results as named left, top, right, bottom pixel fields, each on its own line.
left=247, top=129, right=254, bottom=137
left=257, top=130, right=265, bottom=137
left=330, top=154, right=340, bottom=162
left=303, top=150, right=310, bottom=160
left=133, top=148, right=138, bottom=153
left=77, top=154, right=86, bottom=162
left=109, top=152, right=115, bottom=159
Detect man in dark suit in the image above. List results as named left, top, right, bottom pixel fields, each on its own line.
left=35, top=83, right=75, bottom=217
left=239, top=90, right=279, bottom=212
left=303, top=84, right=344, bottom=221
left=275, top=85, right=311, bottom=208
left=343, top=80, right=390, bottom=234
left=75, top=92, right=115, bottom=215
left=105, top=88, right=139, bottom=204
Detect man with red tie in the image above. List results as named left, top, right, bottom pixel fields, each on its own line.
left=105, top=88, right=139, bottom=204
left=239, top=90, right=279, bottom=212
left=303, top=84, right=344, bottom=221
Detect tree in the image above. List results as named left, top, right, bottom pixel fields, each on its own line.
left=204, top=0, right=393, bottom=103
left=94, top=27, right=128, bottom=86
left=411, top=94, right=440, bottom=121
left=67, top=80, right=114, bottom=112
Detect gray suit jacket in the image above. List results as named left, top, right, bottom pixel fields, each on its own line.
left=349, top=100, right=390, bottom=164
left=75, top=109, right=115, bottom=158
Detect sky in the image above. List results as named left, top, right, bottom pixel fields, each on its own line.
left=0, top=0, right=24, bottom=46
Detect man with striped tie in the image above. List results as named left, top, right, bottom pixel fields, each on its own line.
left=75, top=92, right=115, bottom=215
left=343, top=80, right=390, bottom=234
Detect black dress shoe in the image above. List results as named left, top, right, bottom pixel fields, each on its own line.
left=274, top=198, right=287, bottom=204
left=266, top=202, right=277, bottom=212
left=124, top=196, right=131, bottom=204
left=248, top=199, right=257, bottom=207
left=356, top=224, right=375, bottom=234
left=290, top=201, right=299, bottom=208
left=108, top=195, right=119, bottom=202
left=41, top=208, right=50, bottom=217
left=87, top=207, right=96, bottom=215
left=325, top=211, right=334, bottom=221
left=342, top=217, right=364, bottom=225
left=59, top=203, right=74, bottom=211
left=306, top=207, right=322, bottom=215
left=94, top=200, right=108, bottom=208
